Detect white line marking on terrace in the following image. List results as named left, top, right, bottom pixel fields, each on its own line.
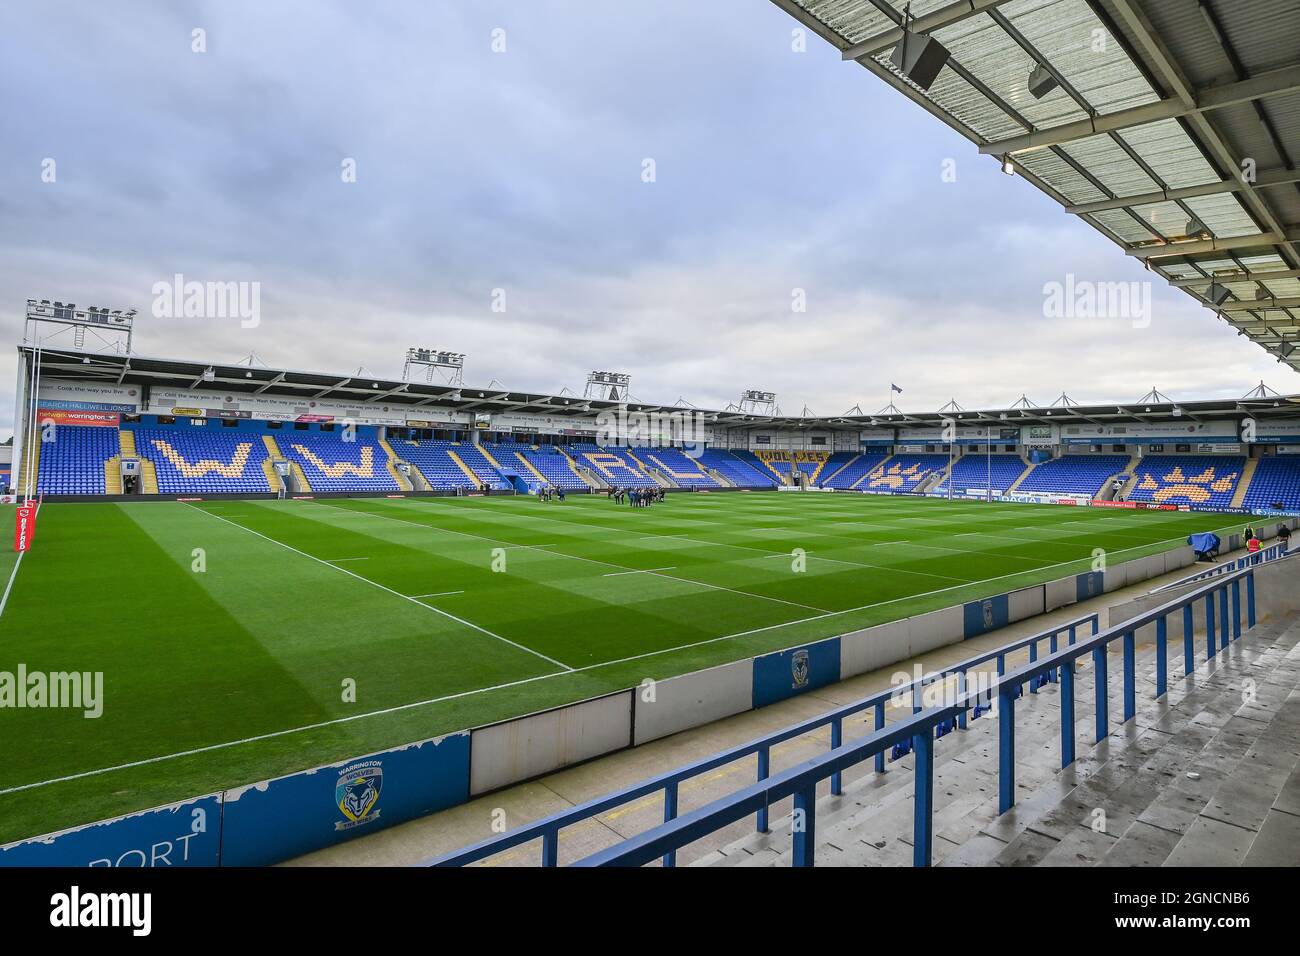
left=5, top=515, right=1218, bottom=798
left=602, top=567, right=676, bottom=576
left=184, top=505, right=571, bottom=672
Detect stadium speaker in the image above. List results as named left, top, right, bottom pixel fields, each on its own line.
left=1027, top=63, right=1059, bottom=100
left=890, top=31, right=950, bottom=92
left=1205, top=282, right=1231, bottom=307
left=1278, top=341, right=1295, bottom=358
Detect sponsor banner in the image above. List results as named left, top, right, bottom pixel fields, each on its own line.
left=38, top=408, right=120, bottom=427
left=14, top=505, right=36, bottom=551
left=1058, top=421, right=1236, bottom=445
left=294, top=414, right=334, bottom=423
left=963, top=594, right=1009, bottom=639
left=38, top=380, right=140, bottom=410
left=0, top=794, right=222, bottom=867
left=1005, top=492, right=1090, bottom=506
left=752, top=638, right=840, bottom=709
left=205, top=408, right=252, bottom=420
left=1076, top=571, right=1104, bottom=602
left=170, top=407, right=204, bottom=417
left=38, top=399, right=136, bottom=414
left=219, top=732, right=470, bottom=866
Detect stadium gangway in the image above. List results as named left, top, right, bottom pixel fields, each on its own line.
left=428, top=611, right=1101, bottom=868
left=569, top=562, right=1270, bottom=867
left=1149, top=542, right=1285, bottom=594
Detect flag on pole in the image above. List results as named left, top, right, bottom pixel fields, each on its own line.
left=890, top=383, right=903, bottom=394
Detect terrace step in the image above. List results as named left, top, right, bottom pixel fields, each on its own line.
left=697, top=616, right=1300, bottom=867
left=1230, top=457, right=1259, bottom=510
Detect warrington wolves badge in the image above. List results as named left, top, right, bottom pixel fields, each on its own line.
left=981, top=600, right=994, bottom=630
left=335, top=760, right=383, bottom=831
left=791, top=649, right=810, bottom=689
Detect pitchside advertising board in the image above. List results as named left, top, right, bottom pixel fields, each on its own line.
left=0, top=795, right=222, bottom=867
left=1, top=733, right=471, bottom=866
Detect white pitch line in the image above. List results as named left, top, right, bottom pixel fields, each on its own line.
left=408, top=590, right=465, bottom=599
left=325, top=557, right=369, bottom=563
left=6, top=512, right=1222, bottom=797
left=184, top=505, right=571, bottom=672
left=602, top=567, right=676, bottom=577
left=0, top=550, right=27, bottom=621
left=313, top=501, right=833, bottom=614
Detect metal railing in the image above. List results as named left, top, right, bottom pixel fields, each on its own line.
left=428, top=612, right=1100, bottom=868
left=567, top=564, right=1265, bottom=867
left=1150, top=542, right=1284, bottom=593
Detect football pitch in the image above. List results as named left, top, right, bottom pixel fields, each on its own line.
left=0, top=491, right=1241, bottom=844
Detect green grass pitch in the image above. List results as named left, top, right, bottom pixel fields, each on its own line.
left=0, top=491, right=1241, bottom=844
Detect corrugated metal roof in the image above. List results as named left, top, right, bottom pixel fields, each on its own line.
left=769, top=0, right=1300, bottom=368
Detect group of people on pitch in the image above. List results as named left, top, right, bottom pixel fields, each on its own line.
left=536, top=485, right=566, bottom=502
left=608, top=486, right=663, bottom=507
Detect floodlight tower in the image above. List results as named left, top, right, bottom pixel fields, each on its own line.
left=24, top=298, right=136, bottom=353
left=585, top=371, right=630, bottom=402
left=402, top=348, right=465, bottom=386
left=738, top=390, right=777, bottom=417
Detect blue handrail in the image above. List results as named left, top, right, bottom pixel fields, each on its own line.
left=1150, top=542, right=1284, bottom=593
left=427, top=611, right=1098, bottom=867
left=570, top=562, right=1267, bottom=867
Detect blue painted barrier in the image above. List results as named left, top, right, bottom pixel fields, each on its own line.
left=1075, top=570, right=1103, bottom=602
left=963, top=594, right=1009, bottom=639
left=221, top=732, right=470, bottom=866
left=752, top=638, right=840, bottom=708
left=0, top=794, right=222, bottom=867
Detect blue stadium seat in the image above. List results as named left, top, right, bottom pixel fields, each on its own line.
left=135, top=428, right=271, bottom=494
left=35, top=425, right=120, bottom=495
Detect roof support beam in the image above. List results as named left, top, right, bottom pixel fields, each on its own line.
left=1127, top=227, right=1300, bottom=260
left=978, top=62, right=1300, bottom=155
left=1168, top=267, right=1300, bottom=288
left=840, top=0, right=1014, bottom=61
left=1065, top=167, right=1300, bottom=215
left=1215, top=297, right=1300, bottom=314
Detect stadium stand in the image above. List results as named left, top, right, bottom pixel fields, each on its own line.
left=134, top=428, right=272, bottom=494
left=35, top=424, right=119, bottom=495
left=580, top=448, right=658, bottom=488
left=694, top=448, right=779, bottom=489
left=1014, top=454, right=1129, bottom=497
left=933, top=454, right=1027, bottom=495
left=632, top=447, right=720, bottom=489
left=733, top=449, right=788, bottom=484
left=453, top=443, right=510, bottom=490
left=517, top=446, right=590, bottom=491
left=391, top=439, right=479, bottom=491
left=1127, top=455, right=1244, bottom=509
left=861, top=454, right=947, bottom=493
left=281, top=431, right=400, bottom=492
left=815, top=451, right=856, bottom=486
left=1241, top=456, right=1300, bottom=513
left=821, top=452, right=889, bottom=489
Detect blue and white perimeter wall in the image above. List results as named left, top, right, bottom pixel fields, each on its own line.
left=4, top=526, right=1290, bottom=866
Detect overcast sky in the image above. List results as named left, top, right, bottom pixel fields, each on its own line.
left=1, top=0, right=1294, bottom=435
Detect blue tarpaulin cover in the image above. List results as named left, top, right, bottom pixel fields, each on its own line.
left=1188, top=532, right=1221, bottom=553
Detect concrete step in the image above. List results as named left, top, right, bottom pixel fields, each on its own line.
left=698, top=616, right=1300, bottom=867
